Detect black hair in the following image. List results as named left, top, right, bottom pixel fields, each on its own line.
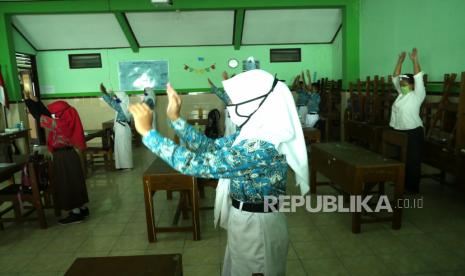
left=205, top=109, right=221, bottom=138
left=311, top=82, right=320, bottom=90
left=400, top=74, right=414, bottom=85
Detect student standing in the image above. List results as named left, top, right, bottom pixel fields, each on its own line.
left=24, top=93, right=89, bottom=224
left=390, top=48, right=425, bottom=193
left=143, top=87, right=157, bottom=131
left=130, top=69, right=309, bottom=276
left=305, top=70, right=321, bottom=128
left=100, top=84, right=133, bottom=170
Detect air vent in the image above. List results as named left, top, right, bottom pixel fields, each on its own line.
left=68, top=53, right=102, bottom=69
left=270, top=48, right=301, bottom=63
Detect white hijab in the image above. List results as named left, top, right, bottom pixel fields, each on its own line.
left=214, top=69, right=309, bottom=228
left=114, top=91, right=131, bottom=121
left=143, top=87, right=156, bottom=109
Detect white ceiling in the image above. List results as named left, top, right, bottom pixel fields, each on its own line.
left=126, top=11, right=235, bottom=47
left=12, top=13, right=130, bottom=50
left=12, top=9, right=342, bottom=50
left=242, top=9, right=342, bottom=44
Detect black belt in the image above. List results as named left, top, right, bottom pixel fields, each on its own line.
left=308, top=112, right=318, bottom=114
left=116, top=121, right=130, bottom=126
left=231, top=198, right=278, bottom=213
left=54, top=146, right=74, bottom=152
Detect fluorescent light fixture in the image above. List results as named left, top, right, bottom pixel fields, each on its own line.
left=151, top=0, right=172, bottom=5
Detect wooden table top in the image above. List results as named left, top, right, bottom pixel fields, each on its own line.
left=0, top=156, right=28, bottom=183
left=312, top=142, right=402, bottom=168
left=84, top=129, right=105, bottom=142
left=0, top=129, right=30, bottom=141
left=144, top=157, right=181, bottom=177
left=65, top=254, right=182, bottom=276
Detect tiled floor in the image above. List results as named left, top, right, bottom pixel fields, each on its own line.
left=1, top=146, right=465, bottom=276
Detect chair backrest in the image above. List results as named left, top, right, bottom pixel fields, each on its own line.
left=382, top=129, right=408, bottom=162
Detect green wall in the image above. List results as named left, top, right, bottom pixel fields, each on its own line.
left=332, top=29, right=343, bottom=80
left=13, top=29, right=36, bottom=55
left=36, top=44, right=335, bottom=96
left=360, top=0, right=465, bottom=82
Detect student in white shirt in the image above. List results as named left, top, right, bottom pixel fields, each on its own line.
left=390, top=48, right=425, bottom=193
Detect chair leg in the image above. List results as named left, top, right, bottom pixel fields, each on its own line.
left=198, top=182, right=205, bottom=199
left=181, top=191, right=189, bottom=220
left=12, top=199, right=22, bottom=223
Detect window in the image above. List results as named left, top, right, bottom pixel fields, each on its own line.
left=270, top=48, right=301, bottom=63
left=68, top=53, right=102, bottom=69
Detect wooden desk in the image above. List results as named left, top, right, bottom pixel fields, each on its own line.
left=310, top=142, right=404, bottom=233
left=65, top=254, right=182, bottom=276
left=84, top=129, right=105, bottom=142
left=345, top=120, right=387, bottom=153
left=143, top=158, right=200, bottom=242
left=302, top=127, right=321, bottom=144
left=0, top=156, right=47, bottom=229
left=0, top=129, right=31, bottom=162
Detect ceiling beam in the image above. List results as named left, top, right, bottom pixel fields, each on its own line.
left=233, top=9, right=245, bottom=50
left=114, top=12, right=139, bottom=53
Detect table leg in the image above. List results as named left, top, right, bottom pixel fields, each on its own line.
left=144, top=180, right=156, bottom=242
left=191, top=178, right=201, bottom=241
left=392, top=166, right=405, bottom=230
left=352, top=171, right=362, bottom=233
left=310, top=161, right=317, bottom=194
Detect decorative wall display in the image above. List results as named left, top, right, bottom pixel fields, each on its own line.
left=119, top=60, right=168, bottom=91
left=183, top=63, right=216, bottom=74
left=242, top=56, right=260, bottom=71
left=228, top=58, right=239, bottom=68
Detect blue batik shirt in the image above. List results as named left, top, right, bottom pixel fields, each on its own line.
left=210, top=85, right=231, bottom=105
left=307, top=93, right=321, bottom=113
left=142, top=118, right=288, bottom=203
left=296, top=89, right=310, bottom=106
left=102, top=94, right=129, bottom=123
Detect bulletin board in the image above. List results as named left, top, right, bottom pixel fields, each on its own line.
left=118, top=60, right=169, bottom=91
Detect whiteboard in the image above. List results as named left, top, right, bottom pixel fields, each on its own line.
left=118, top=60, right=169, bottom=91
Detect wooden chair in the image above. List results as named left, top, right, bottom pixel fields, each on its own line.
left=382, top=129, right=408, bottom=162
left=0, top=161, right=47, bottom=229
left=363, top=129, right=408, bottom=198
left=84, top=128, right=114, bottom=175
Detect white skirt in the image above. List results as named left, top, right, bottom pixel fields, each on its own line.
left=305, top=113, right=319, bottom=128
left=298, top=106, right=308, bottom=124
left=114, top=122, right=133, bottom=169
left=222, top=207, right=289, bottom=276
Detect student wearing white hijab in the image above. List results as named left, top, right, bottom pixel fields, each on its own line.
left=143, top=87, right=157, bottom=131
left=100, top=84, right=133, bottom=170
left=129, top=69, right=309, bottom=276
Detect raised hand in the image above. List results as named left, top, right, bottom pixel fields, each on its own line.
left=166, top=83, right=182, bottom=121
left=222, top=71, right=229, bottom=80
left=398, top=52, right=406, bottom=63
left=100, top=83, right=108, bottom=95
left=128, top=103, right=153, bottom=137
left=409, top=48, right=418, bottom=61
left=207, top=78, right=214, bottom=87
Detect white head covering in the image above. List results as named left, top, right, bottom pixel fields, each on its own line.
left=143, top=87, right=156, bottom=108
left=114, top=91, right=131, bottom=121
left=214, top=69, right=309, bottom=228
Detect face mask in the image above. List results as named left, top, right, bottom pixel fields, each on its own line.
left=400, top=86, right=411, bottom=95
left=226, top=77, right=278, bottom=128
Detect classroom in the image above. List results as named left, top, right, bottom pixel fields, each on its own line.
left=0, top=0, right=464, bottom=275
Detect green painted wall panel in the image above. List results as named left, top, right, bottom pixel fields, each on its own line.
left=360, top=0, right=465, bottom=82
left=13, top=29, right=36, bottom=55
left=36, top=44, right=334, bottom=95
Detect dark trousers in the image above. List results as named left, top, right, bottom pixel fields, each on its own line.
left=397, top=127, right=424, bottom=192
